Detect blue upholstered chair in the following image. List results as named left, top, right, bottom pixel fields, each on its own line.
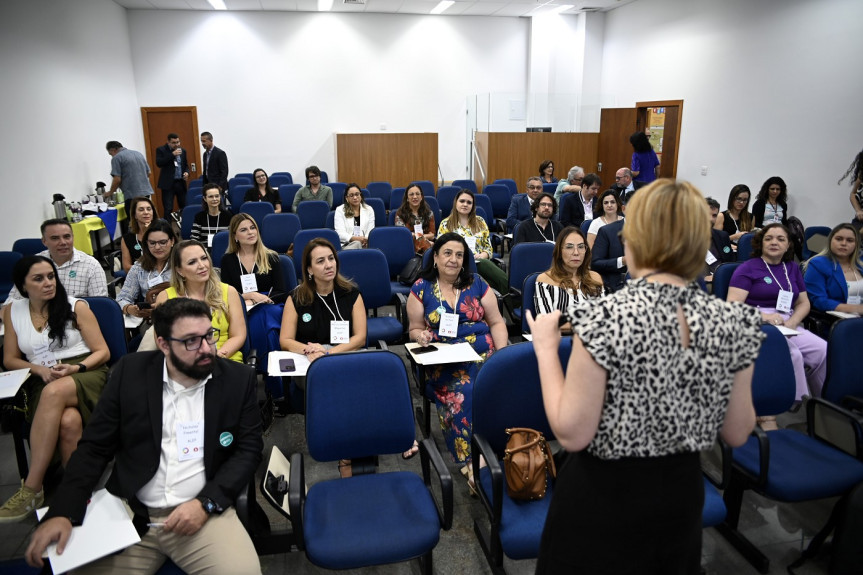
left=0, top=251, right=23, bottom=301
left=521, top=271, right=540, bottom=335
left=368, top=227, right=416, bottom=297
left=329, top=183, right=346, bottom=209
left=802, top=225, right=832, bottom=261
left=279, top=184, right=301, bottom=209
left=390, top=188, right=406, bottom=212
left=717, top=325, right=863, bottom=573
left=410, top=180, right=435, bottom=196
left=210, top=231, right=230, bottom=268
left=483, top=184, right=513, bottom=222
left=822, top=317, right=863, bottom=410
left=288, top=351, right=452, bottom=572
left=736, top=232, right=754, bottom=261
left=435, top=186, right=460, bottom=220
left=325, top=210, right=335, bottom=231
left=291, top=228, right=341, bottom=278
left=493, top=178, right=518, bottom=197
left=271, top=171, right=293, bottom=184
left=180, top=205, right=202, bottom=240
left=278, top=254, right=298, bottom=293
left=268, top=174, right=292, bottom=190
left=261, top=213, right=300, bottom=254
left=12, top=238, right=44, bottom=256
left=228, top=185, right=253, bottom=214
left=451, top=179, right=478, bottom=195
left=423, top=196, right=441, bottom=229
left=364, top=197, right=387, bottom=228
left=366, top=181, right=393, bottom=209
left=228, top=176, right=252, bottom=191
left=239, top=201, right=275, bottom=225
left=542, top=182, right=557, bottom=197
left=507, top=242, right=554, bottom=323
left=296, top=200, right=330, bottom=230
left=234, top=173, right=255, bottom=182
left=471, top=339, right=569, bottom=570
left=338, top=249, right=406, bottom=348
left=711, top=262, right=742, bottom=301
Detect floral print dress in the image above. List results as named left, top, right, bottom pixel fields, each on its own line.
left=410, top=274, right=496, bottom=463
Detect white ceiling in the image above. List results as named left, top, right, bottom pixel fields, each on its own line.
left=112, top=0, right=635, bottom=18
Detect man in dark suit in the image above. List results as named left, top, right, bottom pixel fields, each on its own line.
left=156, top=133, right=189, bottom=218
left=591, top=218, right=627, bottom=292
left=200, top=131, right=229, bottom=194
left=707, top=197, right=735, bottom=278
left=26, top=299, right=262, bottom=573
left=612, top=168, right=645, bottom=205
left=559, top=173, right=600, bottom=228
left=506, top=176, right=544, bottom=234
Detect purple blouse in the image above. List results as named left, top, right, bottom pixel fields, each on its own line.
left=729, top=257, right=806, bottom=308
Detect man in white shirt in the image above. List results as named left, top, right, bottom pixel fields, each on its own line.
left=26, top=298, right=262, bottom=574
left=4, top=219, right=108, bottom=306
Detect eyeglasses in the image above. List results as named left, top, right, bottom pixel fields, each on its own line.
left=346, top=193, right=362, bottom=198
left=538, top=202, right=554, bottom=208
left=527, top=185, right=543, bottom=191
left=147, top=239, right=171, bottom=248
left=308, top=174, right=321, bottom=179
left=255, top=174, right=267, bottom=179
left=571, top=178, right=583, bottom=183
left=167, top=328, right=220, bottom=351
left=563, top=243, right=587, bottom=252
left=734, top=197, right=749, bottom=204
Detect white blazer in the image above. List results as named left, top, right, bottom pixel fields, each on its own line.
left=333, top=203, right=376, bottom=244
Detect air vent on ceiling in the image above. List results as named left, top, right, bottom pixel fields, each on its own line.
left=581, top=6, right=601, bottom=11
left=343, top=0, right=365, bottom=4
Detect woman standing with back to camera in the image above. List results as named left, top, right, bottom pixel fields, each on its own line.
left=527, top=180, right=763, bottom=574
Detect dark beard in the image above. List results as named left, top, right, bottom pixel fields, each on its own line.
left=168, top=346, right=215, bottom=381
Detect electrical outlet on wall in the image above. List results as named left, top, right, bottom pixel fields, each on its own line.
left=701, top=166, right=709, bottom=176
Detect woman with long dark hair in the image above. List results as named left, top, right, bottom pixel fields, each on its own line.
left=244, top=168, right=282, bottom=213
left=120, top=196, right=156, bottom=272
left=395, top=183, right=435, bottom=254
left=629, top=131, right=660, bottom=184
left=116, top=219, right=176, bottom=318
left=752, top=176, right=789, bottom=227
left=0, top=256, right=109, bottom=522
left=539, top=160, right=557, bottom=184
left=714, top=184, right=754, bottom=244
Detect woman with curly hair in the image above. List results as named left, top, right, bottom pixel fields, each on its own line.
left=839, top=148, right=863, bottom=231
left=752, top=176, right=789, bottom=228
left=395, top=183, right=435, bottom=254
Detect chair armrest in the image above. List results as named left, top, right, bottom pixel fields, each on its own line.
left=733, top=426, right=770, bottom=490
left=419, top=438, right=453, bottom=530
left=701, top=438, right=732, bottom=490
left=471, top=433, right=503, bottom=522
left=245, top=346, right=258, bottom=371
left=807, top=397, right=863, bottom=459
left=288, top=452, right=305, bottom=550
left=840, top=396, right=863, bottom=414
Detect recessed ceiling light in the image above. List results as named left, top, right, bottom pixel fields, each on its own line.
left=207, top=0, right=227, bottom=10
left=431, top=0, right=454, bottom=15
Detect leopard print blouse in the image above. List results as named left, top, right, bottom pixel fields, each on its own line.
left=564, top=278, right=764, bottom=460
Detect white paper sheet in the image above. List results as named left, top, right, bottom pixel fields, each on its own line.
left=267, top=351, right=311, bottom=377
left=123, top=315, right=144, bottom=329
left=405, top=342, right=482, bottom=365
left=35, top=489, right=140, bottom=574
left=0, top=368, right=30, bottom=399
left=827, top=310, right=859, bottom=319
left=776, top=325, right=799, bottom=337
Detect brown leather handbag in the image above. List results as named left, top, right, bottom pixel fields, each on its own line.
left=139, top=281, right=171, bottom=320
left=503, top=427, right=557, bottom=500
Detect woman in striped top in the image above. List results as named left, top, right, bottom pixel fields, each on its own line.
left=534, top=226, right=604, bottom=332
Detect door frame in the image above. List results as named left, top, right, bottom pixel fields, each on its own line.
left=635, top=99, right=683, bottom=178
left=141, top=106, right=200, bottom=216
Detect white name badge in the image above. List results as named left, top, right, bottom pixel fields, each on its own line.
left=705, top=250, right=718, bottom=265
left=353, top=226, right=362, bottom=237
left=849, top=295, right=861, bottom=305
left=31, top=344, right=58, bottom=368
left=438, top=312, right=459, bottom=337
left=147, top=275, right=164, bottom=289
left=465, top=236, right=477, bottom=253
left=240, top=273, right=258, bottom=294
left=176, top=420, right=204, bottom=462
left=330, top=320, right=350, bottom=344
left=413, top=224, right=424, bottom=238
left=776, top=289, right=794, bottom=313
left=207, top=234, right=214, bottom=248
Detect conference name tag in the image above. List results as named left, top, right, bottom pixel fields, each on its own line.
left=465, top=236, right=477, bottom=253
left=330, top=320, right=349, bottom=344
left=177, top=420, right=204, bottom=462
left=776, top=290, right=793, bottom=313
left=705, top=250, right=717, bottom=265
left=31, top=344, right=58, bottom=368
left=439, top=312, right=459, bottom=338
left=240, top=273, right=258, bottom=294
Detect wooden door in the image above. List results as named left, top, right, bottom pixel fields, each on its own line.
left=636, top=100, right=683, bottom=178
left=597, top=108, right=636, bottom=185
left=141, top=107, right=200, bottom=217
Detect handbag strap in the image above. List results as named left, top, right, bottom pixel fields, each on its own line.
left=504, top=427, right=557, bottom=478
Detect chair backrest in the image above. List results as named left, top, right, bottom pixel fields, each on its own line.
left=188, top=192, right=203, bottom=207
left=737, top=232, right=755, bottom=261
left=493, top=178, right=518, bottom=197
left=509, top=242, right=555, bottom=292
left=366, top=182, right=393, bottom=209
left=82, top=297, right=127, bottom=367
left=261, top=213, right=300, bottom=254
left=338, top=249, right=393, bottom=309
left=229, top=176, right=252, bottom=191
left=188, top=178, right=203, bottom=191
left=483, top=184, right=513, bottom=219
left=329, top=183, right=346, bottom=209
left=364, top=198, right=387, bottom=228
left=278, top=254, right=298, bottom=293
left=712, top=262, right=742, bottom=301
left=306, top=351, right=415, bottom=461
left=521, top=272, right=541, bottom=334
left=451, top=179, right=478, bottom=195
left=210, top=230, right=230, bottom=268
left=473, top=339, right=571, bottom=455
left=473, top=194, right=494, bottom=223
left=12, top=238, right=45, bottom=256
left=279, top=184, right=301, bottom=208
left=368, top=227, right=415, bottom=278
left=423, top=196, right=442, bottom=227
left=542, top=182, right=557, bottom=196
left=822, top=317, right=863, bottom=405
left=410, top=180, right=435, bottom=196
left=476, top=207, right=489, bottom=225
left=235, top=172, right=255, bottom=182
left=228, top=185, right=253, bottom=213
left=802, top=226, right=832, bottom=261
left=180, top=205, right=203, bottom=240
left=0, top=251, right=23, bottom=301
left=390, top=188, right=406, bottom=212
left=292, top=228, right=341, bottom=277
left=271, top=171, right=293, bottom=184
left=435, top=186, right=460, bottom=220
left=580, top=219, right=592, bottom=236
left=240, top=202, right=275, bottom=224
left=319, top=171, right=329, bottom=184
left=751, top=325, right=797, bottom=416
left=421, top=243, right=477, bottom=274
left=296, top=200, right=330, bottom=229
left=325, top=210, right=336, bottom=230
left=268, top=175, right=292, bottom=189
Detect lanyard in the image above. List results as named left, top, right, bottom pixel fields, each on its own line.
left=206, top=213, right=221, bottom=232
left=534, top=220, right=555, bottom=242
left=316, top=291, right=345, bottom=321
left=762, top=258, right=792, bottom=293
left=435, top=280, right=460, bottom=313
left=149, top=262, right=169, bottom=282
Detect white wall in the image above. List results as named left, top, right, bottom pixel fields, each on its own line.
left=126, top=10, right=528, bottom=185
left=600, top=0, right=863, bottom=227
left=0, top=0, right=142, bottom=248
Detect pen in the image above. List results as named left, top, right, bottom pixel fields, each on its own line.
left=147, top=522, right=165, bottom=528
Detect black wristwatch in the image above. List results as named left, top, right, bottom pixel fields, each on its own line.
left=196, top=496, right=220, bottom=515
left=77, top=363, right=87, bottom=373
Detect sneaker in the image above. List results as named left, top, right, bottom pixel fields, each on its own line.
left=0, top=481, right=44, bottom=522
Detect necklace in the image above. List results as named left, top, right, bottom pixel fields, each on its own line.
left=29, top=306, right=49, bottom=332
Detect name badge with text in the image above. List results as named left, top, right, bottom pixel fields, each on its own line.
left=176, top=420, right=204, bottom=462
left=240, top=273, right=258, bottom=294
left=776, top=289, right=793, bottom=313
left=439, top=312, right=459, bottom=338
left=330, top=320, right=350, bottom=344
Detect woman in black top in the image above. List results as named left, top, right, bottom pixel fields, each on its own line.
left=190, top=183, right=231, bottom=247
left=714, top=184, right=754, bottom=244
left=244, top=168, right=282, bottom=213
left=120, top=196, right=156, bottom=272
left=752, top=176, right=789, bottom=228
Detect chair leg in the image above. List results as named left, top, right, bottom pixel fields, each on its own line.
left=473, top=519, right=505, bottom=575
left=714, top=474, right=770, bottom=574
left=416, top=397, right=431, bottom=438
left=418, top=549, right=433, bottom=575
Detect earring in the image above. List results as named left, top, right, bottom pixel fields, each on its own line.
left=433, top=262, right=437, bottom=269
left=308, top=273, right=312, bottom=280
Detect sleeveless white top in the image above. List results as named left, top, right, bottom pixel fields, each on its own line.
left=11, top=297, right=90, bottom=359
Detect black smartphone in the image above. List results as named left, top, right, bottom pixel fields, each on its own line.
left=279, top=358, right=296, bottom=372
left=412, top=345, right=438, bottom=355
left=138, top=302, right=152, bottom=310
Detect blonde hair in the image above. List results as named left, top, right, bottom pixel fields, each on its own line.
left=170, top=240, right=228, bottom=316
left=225, top=213, right=274, bottom=274
left=622, top=179, right=709, bottom=281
